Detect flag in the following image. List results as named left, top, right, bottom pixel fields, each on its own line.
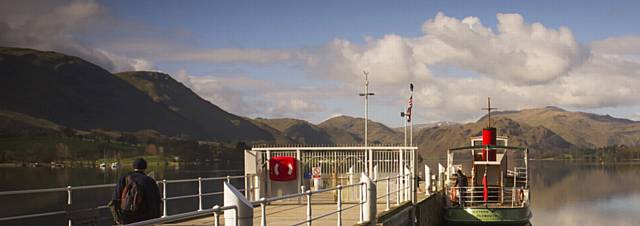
left=406, top=95, right=413, bottom=122
left=483, top=171, right=488, bottom=204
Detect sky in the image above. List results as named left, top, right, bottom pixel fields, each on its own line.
left=1, top=0, right=640, bottom=127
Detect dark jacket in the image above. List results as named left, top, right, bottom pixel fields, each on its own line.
left=455, top=172, right=468, bottom=187
left=112, top=171, right=162, bottom=224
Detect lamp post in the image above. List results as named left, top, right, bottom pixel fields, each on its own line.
left=359, top=71, right=375, bottom=177
left=359, top=71, right=375, bottom=147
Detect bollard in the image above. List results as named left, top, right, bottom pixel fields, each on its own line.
left=224, top=181, right=253, bottom=226
left=360, top=173, right=376, bottom=226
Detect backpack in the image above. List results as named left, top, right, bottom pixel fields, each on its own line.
left=120, top=174, right=144, bottom=214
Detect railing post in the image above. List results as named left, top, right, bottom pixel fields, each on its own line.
left=162, top=179, right=167, bottom=217
left=198, top=177, right=203, bottom=211
left=213, top=205, right=221, bottom=226
left=306, top=190, right=312, bottom=226
left=396, top=174, right=400, bottom=204
left=67, top=186, right=72, bottom=226
left=424, top=164, right=431, bottom=196
left=227, top=175, right=231, bottom=183
left=359, top=183, right=364, bottom=224
left=337, top=185, right=343, bottom=226
left=385, top=177, right=390, bottom=211
left=260, top=198, right=267, bottom=226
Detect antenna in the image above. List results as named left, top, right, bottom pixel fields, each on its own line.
left=481, top=97, right=497, bottom=127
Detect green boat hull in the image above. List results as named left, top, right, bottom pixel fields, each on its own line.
left=445, top=207, right=531, bottom=225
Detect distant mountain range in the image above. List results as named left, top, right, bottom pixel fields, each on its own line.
left=0, top=47, right=276, bottom=143
left=2, top=47, right=640, bottom=160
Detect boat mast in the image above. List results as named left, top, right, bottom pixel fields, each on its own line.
left=481, top=97, right=497, bottom=128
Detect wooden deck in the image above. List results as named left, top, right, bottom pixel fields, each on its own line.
left=162, top=186, right=429, bottom=226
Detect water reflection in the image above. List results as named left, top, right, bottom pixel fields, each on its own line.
left=2, top=161, right=639, bottom=225
left=529, top=161, right=640, bottom=226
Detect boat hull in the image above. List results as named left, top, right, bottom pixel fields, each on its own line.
left=445, top=206, right=531, bottom=225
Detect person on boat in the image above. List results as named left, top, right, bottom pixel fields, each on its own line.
left=454, top=169, right=468, bottom=207
left=415, top=172, right=423, bottom=192
left=110, top=158, right=161, bottom=224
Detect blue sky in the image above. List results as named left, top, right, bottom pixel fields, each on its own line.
left=2, top=0, right=640, bottom=126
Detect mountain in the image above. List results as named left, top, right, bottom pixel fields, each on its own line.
left=115, top=71, right=276, bottom=142
left=486, top=107, right=640, bottom=148
left=319, top=115, right=402, bottom=144
left=253, top=118, right=361, bottom=144
left=3, top=47, right=640, bottom=159
left=0, top=47, right=276, bottom=142
left=0, top=110, right=63, bottom=137
left=414, top=117, right=574, bottom=159
left=414, top=106, right=640, bottom=159
left=394, top=121, right=459, bottom=132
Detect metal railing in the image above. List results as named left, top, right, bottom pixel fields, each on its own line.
left=0, top=175, right=245, bottom=225
left=123, top=173, right=415, bottom=226
left=373, top=174, right=413, bottom=211
left=447, top=186, right=527, bottom=207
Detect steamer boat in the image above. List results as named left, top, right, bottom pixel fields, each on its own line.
left=444, top=99, right=531, bottom=225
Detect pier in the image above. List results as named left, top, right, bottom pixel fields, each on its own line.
left=0, top=145, right=449, bottom=226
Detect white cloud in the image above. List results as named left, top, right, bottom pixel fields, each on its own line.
left=162, top=11, right=640, bottom=123
left=4, top=3, right=640, bottom=124
left=170, top=69, right=329, bottom=119
left=167, top=48, right=309, bottom=64
left=305, top=12, right=640, bottom=123
left=0, top=0, right=154, bottom=72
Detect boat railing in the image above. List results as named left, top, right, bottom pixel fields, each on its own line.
left=0, top=174, right=246, bottom=225
left=447, top=186, right=528, bottom=207
left=123, top=173, right=414, bottom=226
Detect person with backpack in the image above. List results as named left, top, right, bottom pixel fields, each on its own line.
left=110, top=158, right=162, bottom=224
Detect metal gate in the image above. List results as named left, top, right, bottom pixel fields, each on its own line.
left=245, top=146, right=417, bottom=203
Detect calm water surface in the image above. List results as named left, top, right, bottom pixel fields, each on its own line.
left=0, top=163, right=243, bottom=226
left=1, top=161, right=639, bottom=226
left=528, top=161, right=640, bottom=226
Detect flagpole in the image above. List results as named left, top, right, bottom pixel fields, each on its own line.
left=409, top=83, right=414, bottom=147
left=403, top=112, right=407, bottom=147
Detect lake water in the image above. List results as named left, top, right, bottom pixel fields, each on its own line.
left=528, top=161, right=640, bottom=226
left=0, top=163, right=243, bottom=226
left=1, top=160, right=639, bottom=226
